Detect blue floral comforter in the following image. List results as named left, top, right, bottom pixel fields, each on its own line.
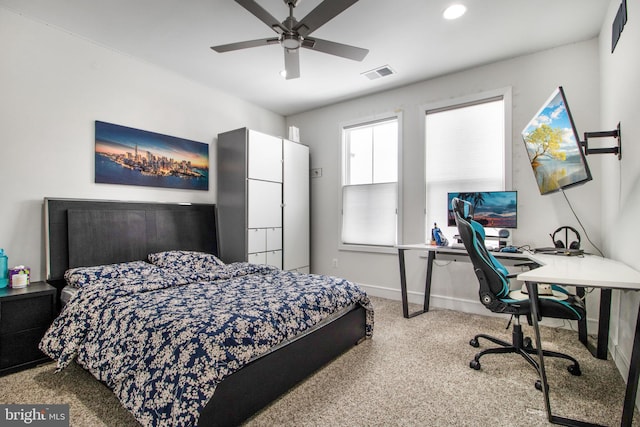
left=40, top=261, right=373, bottom=427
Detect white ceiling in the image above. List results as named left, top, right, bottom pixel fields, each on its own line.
left=1, top=0, right=609, bottom=116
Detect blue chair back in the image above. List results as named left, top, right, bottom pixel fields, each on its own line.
left=451, top=198, right=510, bottom=300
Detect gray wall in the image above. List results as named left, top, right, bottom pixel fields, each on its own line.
left=0, top=7, right=286, bottom=282
left=287, top=38, right=601, bottom=312
left=599, top=0, right=640, bottom=381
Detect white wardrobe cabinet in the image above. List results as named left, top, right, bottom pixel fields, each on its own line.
left=217, top=128, right=309, bottom=272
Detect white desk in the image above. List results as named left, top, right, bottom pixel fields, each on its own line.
left=396, top=244, right=640, bottom=426
left=521, top=252, right=640, bottom=290
left=518, top=253, right=640, bottom=427
left=395, top=243, right=532, bottom=318
left=397, top=244, right=613, bottom=359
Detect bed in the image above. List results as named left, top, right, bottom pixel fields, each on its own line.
left=42, top=198, right=373, bottom=427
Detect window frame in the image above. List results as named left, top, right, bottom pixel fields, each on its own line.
left=339, top=112, right=403, bottom=253
left=420, top=87, right=513, bottom=242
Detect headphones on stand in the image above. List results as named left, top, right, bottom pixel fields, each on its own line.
left=552, top=226, right=581, bottom=250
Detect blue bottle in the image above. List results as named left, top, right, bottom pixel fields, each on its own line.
left=0, top=249, right=7, bottom=289
left=431, top=223, right=448, bottom=247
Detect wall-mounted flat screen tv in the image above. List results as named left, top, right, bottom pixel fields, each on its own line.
left=521, top=86, right=592, bottom=195
left=447, top=191, right=517, bottom=228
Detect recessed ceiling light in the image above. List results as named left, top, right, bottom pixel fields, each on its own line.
left=279, top=70, right=287, bottom=78
left=443, top=4, right=467, bottom=20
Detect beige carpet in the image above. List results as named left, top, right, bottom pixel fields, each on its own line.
left=0, top=296, right=637, bottom=426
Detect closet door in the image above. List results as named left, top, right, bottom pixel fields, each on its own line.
left=283, top=140, right=310, bottom=271
left=266, top=250, right=283, bottom=269
left=266, top=227, right=282, bottom=251
left=247, top=228, right=267, bottom=253
left=247, top=130, right=282, bottom=182
left=247, top=180, right=282, bottom=229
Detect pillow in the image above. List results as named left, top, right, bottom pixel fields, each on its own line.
left=147, top=250, right=224, bottom=272
left=64, top=260, right=162, bottom=288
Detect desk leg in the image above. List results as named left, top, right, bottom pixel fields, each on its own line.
left=577, top=287, right=588, bottom=349
left=621, top=305, right=640, bottom=426
left=397, top=249, right=431, bottom=319
left=526, top=281, right=553, bottom=422
left=398, top=249, right=410, bottom=319
left=423, top=250, right=434, bottom=312
left=527, top=281, right=608, bottom=427
left=577, top=287, right=611, bottom=360
left=596, top=289, right=612, bottom=360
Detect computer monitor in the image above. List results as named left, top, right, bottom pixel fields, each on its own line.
left=447, top=191, right=517, bottom=228
left=521, top=86, right=592, bottom=195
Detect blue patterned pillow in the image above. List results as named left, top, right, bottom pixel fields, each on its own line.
left=147, top=250, right=224, bottom=272
left=64, top=261, right=162, bottom=288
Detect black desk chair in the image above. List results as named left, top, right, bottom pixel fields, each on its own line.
left=451, top=197, right=585, bottom=389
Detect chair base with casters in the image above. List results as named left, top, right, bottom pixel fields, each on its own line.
left=468, top=315, right=581, bottom=390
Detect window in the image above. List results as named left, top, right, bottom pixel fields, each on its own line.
left=341, top=116, right=399, bottom=247
left=425, top=91, right=510, bottom=239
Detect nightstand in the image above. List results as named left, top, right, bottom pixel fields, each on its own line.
left=0, top=281, right=56, bottom=375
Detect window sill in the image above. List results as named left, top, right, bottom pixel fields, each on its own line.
left=338, top=243, right=398, bottom=255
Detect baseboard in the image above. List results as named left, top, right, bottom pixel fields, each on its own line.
left=611, top=342, right=632, bottom=382
left=357, top=282, right=499, bottom=317
left=357, top=282, right=600, bottom=331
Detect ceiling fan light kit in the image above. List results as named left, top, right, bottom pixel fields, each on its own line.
left=281, top=34, right=300, bottom=50
left=211, top=0, right=369, bottom=80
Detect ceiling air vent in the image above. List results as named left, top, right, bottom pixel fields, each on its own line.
left=362, top=65, right=396, bottom=80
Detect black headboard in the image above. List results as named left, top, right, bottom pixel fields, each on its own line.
left=45, top=198, right=218, bottom=288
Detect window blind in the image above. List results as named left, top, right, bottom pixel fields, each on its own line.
left=342, top=182, right=397, bottom=246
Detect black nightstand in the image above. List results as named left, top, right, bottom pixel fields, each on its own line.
left=0, top=281, right=56, bottom=375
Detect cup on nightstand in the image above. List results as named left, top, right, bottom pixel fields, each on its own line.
left=8, top=266, right=30, bottom=289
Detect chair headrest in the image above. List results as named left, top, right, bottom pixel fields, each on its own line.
left=451, top=197, right=473, bottom=221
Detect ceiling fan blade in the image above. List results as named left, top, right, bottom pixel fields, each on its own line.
left=211, top=37, right=279, bottom=53
left=302, top=37, right=368, bottom=61
left=235, top=0, right=287, bottom=33
left=294, top=0, right=359, bottom=37
left=284, top=48, right=300, bottom=79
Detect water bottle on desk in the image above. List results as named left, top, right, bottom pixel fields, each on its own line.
left=431, top=223, right=448, bottom=247
left=0, top=248, right=8, bottom=289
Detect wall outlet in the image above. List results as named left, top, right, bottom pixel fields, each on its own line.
left=310, top=168, right=323, bottom=178
left=332, top=258, right=338, bottom=268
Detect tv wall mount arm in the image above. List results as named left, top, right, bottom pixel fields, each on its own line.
left=581, top=122, right=621, bottom=160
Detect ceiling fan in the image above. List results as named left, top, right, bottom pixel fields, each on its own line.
left=211, top=0, right=369, bottom=79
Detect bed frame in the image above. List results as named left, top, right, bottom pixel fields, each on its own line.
left=44, top=198, right=367, bottom=426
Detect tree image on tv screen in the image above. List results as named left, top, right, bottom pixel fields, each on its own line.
left=524, top=124, right=567, bottom=192
left=521, top=87, right=590, bottom=195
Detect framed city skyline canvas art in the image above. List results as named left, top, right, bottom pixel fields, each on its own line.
left=95, top=121, right=209, bottom=191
